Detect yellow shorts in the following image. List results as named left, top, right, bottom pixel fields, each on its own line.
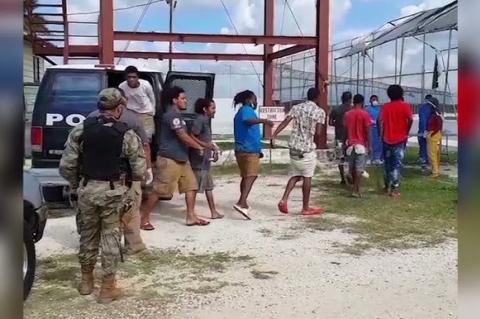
left=235, top=152, right=261, bottom=178
left=152, top=156, right=198, bottom=197
left=138, top=114, right=155, bottom=140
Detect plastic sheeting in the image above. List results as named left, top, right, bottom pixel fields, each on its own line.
left=340, top=0, right=457, bottom=58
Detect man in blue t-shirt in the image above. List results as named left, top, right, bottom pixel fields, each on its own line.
left=232, top=90, right=273, bottom=219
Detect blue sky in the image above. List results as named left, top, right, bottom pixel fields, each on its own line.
left=58, top=0, right=456, bottom=98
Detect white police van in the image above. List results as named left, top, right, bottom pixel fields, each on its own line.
left=28, top=64, right=214, bottom=202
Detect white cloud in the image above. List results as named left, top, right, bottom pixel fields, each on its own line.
left=400, top=0, right=453, bottom=16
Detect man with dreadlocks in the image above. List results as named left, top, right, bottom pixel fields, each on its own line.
left=232, top=90, right=274, bottom=220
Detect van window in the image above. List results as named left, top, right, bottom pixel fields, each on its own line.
left=47, top=72, right=102, bottom=114
left=168, top=78, right=208, bottom=114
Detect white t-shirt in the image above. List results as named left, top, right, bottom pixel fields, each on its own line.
left=119, top=79, right=156, bottom=115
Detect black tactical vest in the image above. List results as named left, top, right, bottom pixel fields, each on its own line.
left=81, top=116, right=129, bottom=182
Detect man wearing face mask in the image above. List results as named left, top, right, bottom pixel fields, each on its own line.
left=365, top=95, right=383, bottom=164
left=60, top=88, right=146, bottom=303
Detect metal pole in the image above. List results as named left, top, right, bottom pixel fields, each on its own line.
left=168, top=0, right=173, bottom=71
left=279, top=63, right=283, bottom=103
left=330, top=46, right=334, bottom=106
left=349, top=55, right=353, bottom=92
left=334, top=58, right=339, bottom=107
left=362, top=53, right=366, bottom=97
left=421, top=33, right=426, bottom=102
left=356, top=53, right=360, bottom=93
left=290, top=56, right=293, bottom=105
left=443, top=29, right=453, bottom=113
left=229, top=64, right=232, bottom=97
left=394, top=38, right=398, bottom=83
left=399, top=37, right=405, bottom=85
left=371, top=47, right=375, bottom=99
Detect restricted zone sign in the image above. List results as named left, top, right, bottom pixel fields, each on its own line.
left=259, top=106, right=286, bottom=139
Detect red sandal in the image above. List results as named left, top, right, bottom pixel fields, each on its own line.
left=140, top=222, right=155, bottom=231
left=278, top=201, right=289, bottom=214
left=302, top=207, right=325, bottom=216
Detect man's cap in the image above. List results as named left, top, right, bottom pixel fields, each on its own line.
left=98, top=88, right=123, bottom=110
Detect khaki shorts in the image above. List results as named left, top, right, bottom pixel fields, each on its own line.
left=152, top=156, right=198, bottom=197
left=290, top=151, right=317, bottom=178
left=138, top=113, right=155, bottom=140
left=235, top=152, right=261, bottom=178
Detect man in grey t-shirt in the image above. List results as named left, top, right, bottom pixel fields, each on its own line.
left=140, top=86, right=215, bottom=230
left=189, top=98, right=223, bottom=219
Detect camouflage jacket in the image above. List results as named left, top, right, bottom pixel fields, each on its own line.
left=59, top=122, right=146, bottom=189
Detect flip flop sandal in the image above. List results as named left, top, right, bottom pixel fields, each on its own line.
left=278, top=201, right=289, bottom=214
left=211, top=214, right=225, bottom=219
left=186, top=219, right=210, bottom=226
left=302, top=207, right=325, bottom=216
left=140, top=222, right=155, bottom=231
left=233, top=204, right=251, bottom=220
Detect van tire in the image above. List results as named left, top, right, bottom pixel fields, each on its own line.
left=24, top=221, right=36, bottom=300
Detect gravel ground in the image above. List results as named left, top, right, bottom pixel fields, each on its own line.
left=25, top=175, right=457, bottom=319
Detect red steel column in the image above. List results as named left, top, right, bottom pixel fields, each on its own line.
left=99, top=0, right=114, bottom=65
left=263, top=0, right=274, bottom=106
left=62, top=0, right=69, bottom=64
left=263, top=0, right=275, bottom=139
left=315, top=0, right=330, bottom=149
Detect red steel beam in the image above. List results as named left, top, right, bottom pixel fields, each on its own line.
left=115, top=51, right=264, bottom=61
left=36, top=4, right=63, bottom=8
left=114, top=31, right=317, bottom=46
left=32, top=45, right=263, bottom=61
left=315, top=0, right=330, bottom=149
left=33, top=45, right=99, bottom=57
left=99, top=0, right=114, bottom=64
left=267, top=45, right=315, bottom=61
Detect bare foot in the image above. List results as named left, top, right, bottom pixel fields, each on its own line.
left=186, top=215, right=210, bottom=226
left=211, top=211, right=224, bottom=219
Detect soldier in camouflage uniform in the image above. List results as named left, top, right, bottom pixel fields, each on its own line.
left=59, top=88, right=146, bottom=303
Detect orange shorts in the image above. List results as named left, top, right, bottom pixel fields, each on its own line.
left=235, top=152, right=261, bottom=178
left=152, top=156, right=198, bottom=197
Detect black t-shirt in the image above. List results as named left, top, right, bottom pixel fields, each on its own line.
left=189, top=114, right=212, bottom=170
left=330, top=103, right=351, bottom=142
left=158, top=108, right=189, bottom=162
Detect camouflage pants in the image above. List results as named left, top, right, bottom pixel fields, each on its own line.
left=77, top=181, right=130, bottom=276
left=123, top=181, right=146, bottom=252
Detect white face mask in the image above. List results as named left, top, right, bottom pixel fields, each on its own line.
left=372, top=101, right=379, bottom=106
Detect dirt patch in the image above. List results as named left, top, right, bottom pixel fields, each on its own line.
left=28, top=173, right=457, bottom=318
left=24, top=250, right=254, bottom=319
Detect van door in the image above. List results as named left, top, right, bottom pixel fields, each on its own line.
left=152, top=71, right=215, bottom=154
left=31, top=70, right=104, bottom=168
left=162, top=71, right=215, bottom=118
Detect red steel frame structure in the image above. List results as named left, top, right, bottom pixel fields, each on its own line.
left=27, top=0, right=330, bottom=147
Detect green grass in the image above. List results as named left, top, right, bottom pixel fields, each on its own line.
left=212, top=163, right=290, bottom=177
left=404, top=146, right=457, bottom=165
left=214, top=140, right=287, bottom=151
left=304, top=166, right=457, bottom=254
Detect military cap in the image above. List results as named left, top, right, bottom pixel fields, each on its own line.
left=98, top=88, right=123, bottom=110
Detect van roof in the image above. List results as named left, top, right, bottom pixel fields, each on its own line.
left=47, top=64, right=160, bottom=73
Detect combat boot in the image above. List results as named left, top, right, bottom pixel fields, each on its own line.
left=78, top=265, right=94, bottom=295
left=98, top=274, right=123, bottom=304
